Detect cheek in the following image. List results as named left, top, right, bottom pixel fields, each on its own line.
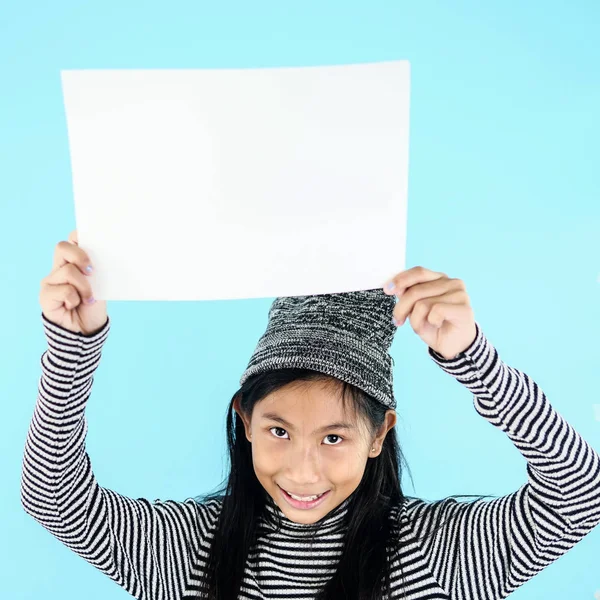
left=327, top=448, right=369, bottom=482
left=250, top=438, right=282, bottom=475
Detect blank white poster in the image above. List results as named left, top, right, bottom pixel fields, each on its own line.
left=61, top=61, right=410, bottom=301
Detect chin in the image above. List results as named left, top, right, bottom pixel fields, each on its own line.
left=283, top=506, right=327, bottom=524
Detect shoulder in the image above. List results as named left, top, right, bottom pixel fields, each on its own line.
left=399, top=493, right=498, bottom=534
left=149, top=495, right=224, bottom=538
left=188, top=495, right=224, bottom=533
left=386, top=495, right=464, bottom=554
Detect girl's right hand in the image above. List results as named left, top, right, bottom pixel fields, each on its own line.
left=39, top=230, right=108, bottom=336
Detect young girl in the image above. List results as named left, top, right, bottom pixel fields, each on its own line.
left=22, top=230, right=600, bottom=599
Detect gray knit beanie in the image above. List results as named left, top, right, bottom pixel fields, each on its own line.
left=239, top=288, right=398, bottom=410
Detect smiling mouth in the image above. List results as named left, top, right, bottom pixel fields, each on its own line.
left=278, top=485, right=330, bottom=502
left=287, top=490, right=326, bottom=501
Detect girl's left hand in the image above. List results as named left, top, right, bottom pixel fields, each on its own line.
left=383, top=266, right=477, bottom=360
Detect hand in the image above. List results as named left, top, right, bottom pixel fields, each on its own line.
left=383, top=266, right=477, bottom=360
left=39, top=230, right=108, bottom=336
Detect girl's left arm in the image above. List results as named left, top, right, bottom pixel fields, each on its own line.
left=405, top=321, right=600, bottom=600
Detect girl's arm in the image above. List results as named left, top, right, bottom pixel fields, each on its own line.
left=401, top=322, right=600, bottom=600
left=20, top=314, right=220, bottom=600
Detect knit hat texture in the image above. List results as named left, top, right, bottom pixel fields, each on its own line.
left=239, top=288, right=398, bottom=409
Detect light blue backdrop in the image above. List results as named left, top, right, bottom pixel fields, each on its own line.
left=2, top=1, right=599, bottom=599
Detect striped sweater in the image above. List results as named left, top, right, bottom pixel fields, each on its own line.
left=21, top=313, right=600, bottom=599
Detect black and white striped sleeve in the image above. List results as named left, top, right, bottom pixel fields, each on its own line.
left=20, top=313, right=220, bottom=600
left=405, top=321, right=600, bottom=600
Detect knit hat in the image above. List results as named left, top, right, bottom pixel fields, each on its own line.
left=239, top=288, right=398, bottom=409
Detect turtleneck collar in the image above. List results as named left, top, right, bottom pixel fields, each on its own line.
left=259, top=490, right=353, bottom=539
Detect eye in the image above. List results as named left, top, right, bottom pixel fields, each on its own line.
left=269, top=427, right=289, bottom=439
left=323, top=434, right=343, bottom=446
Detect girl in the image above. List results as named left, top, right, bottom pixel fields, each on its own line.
left=22, top=230, right=600, bottom=599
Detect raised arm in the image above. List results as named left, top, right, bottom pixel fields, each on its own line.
left=402, top=323, right=600, bottom=600
left=20, top=314, right=221, bottom=600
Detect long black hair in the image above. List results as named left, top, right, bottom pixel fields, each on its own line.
left=197, top=368, right=496, bottom=599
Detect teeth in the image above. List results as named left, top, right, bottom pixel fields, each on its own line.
left=288, top=491, right=322, bottom=502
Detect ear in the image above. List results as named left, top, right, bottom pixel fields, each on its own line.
left=233, top=394, right=252, bottom=443
left=371, top=410, right=397, bottom=457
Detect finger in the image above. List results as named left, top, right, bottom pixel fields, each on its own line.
left=51, top=239, right=93, bottom=277
left=403, top=297, right=468, bottom=333
left=393, top=280, right=465, bottom=324
left=383, top=266, right=447, bottom=296
left=409, top=300, right=453, bottom=331
left=43, top=262, right=95, bottom=304
left=426, top=302, right=473, bottom=329
left=406, top=298, right=441, bottom=334
left=43, top=283, right=85, bottom=311
left=68, top=230, right=78, bottom=245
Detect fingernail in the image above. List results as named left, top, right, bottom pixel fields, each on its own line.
left=392, top=316, right=400, bottom=326
left=85, top=265, right=93, bottom=274
left=86, top=296, right=96, bottom=304
left=384, top=281, right=395, bottom=292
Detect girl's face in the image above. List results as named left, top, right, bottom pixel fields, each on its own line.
left=234, top=380, right=396, bottom=524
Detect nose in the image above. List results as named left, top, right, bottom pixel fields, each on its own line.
left=285, top=442, right=321, bottom=486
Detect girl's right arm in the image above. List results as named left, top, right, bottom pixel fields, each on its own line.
left=22, top=231, right=221, bottom=600
left=21, top=313, right=221, bottom=600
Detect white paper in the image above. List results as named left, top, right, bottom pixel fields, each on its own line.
left=61, top=61, right=410, bottom=301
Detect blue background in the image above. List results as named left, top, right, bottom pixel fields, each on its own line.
left=2, top=1, right=599, bottom=598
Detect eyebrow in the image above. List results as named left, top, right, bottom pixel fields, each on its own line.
left=261, top=412, right=356, bottom=435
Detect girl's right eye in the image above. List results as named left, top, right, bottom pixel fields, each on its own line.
left=270, top=427, right=289, bottom=439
